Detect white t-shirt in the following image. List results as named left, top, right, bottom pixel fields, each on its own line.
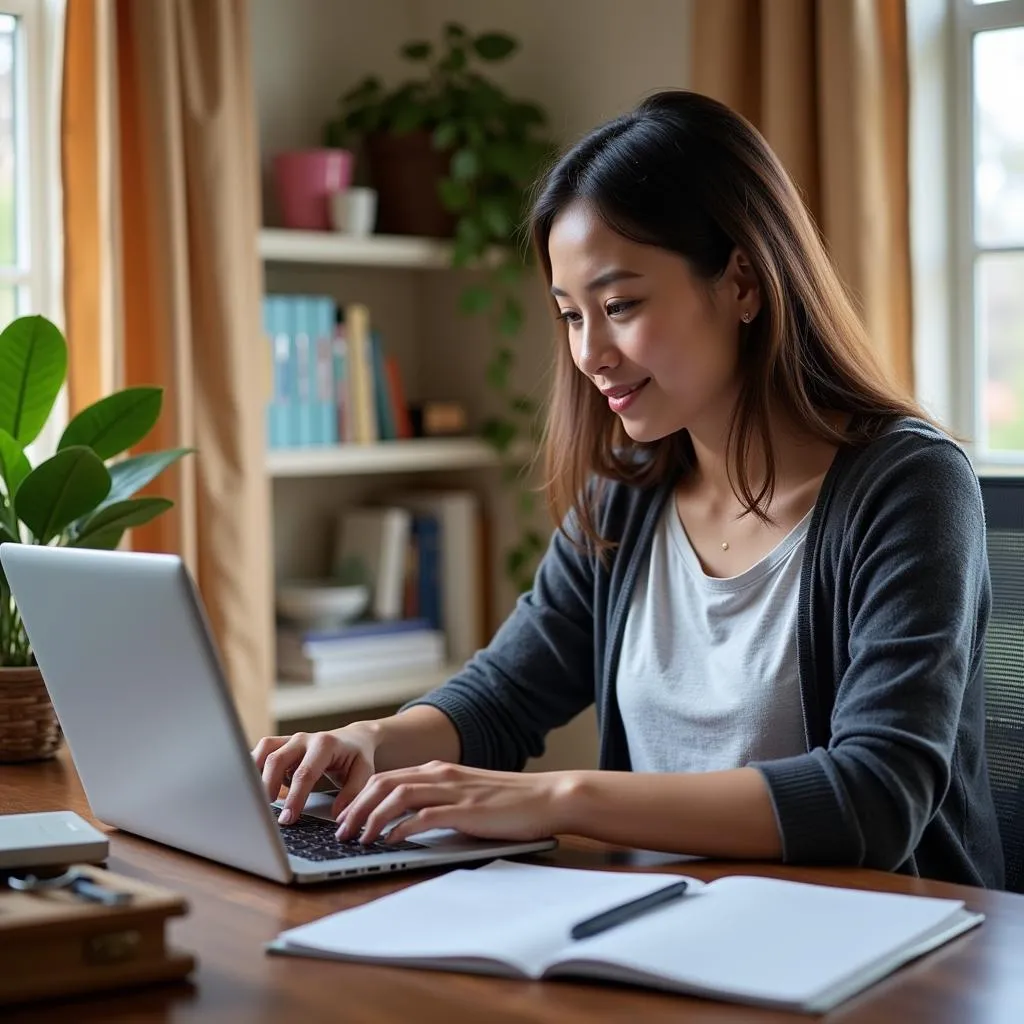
left=616, top=499, right=810, bottom=773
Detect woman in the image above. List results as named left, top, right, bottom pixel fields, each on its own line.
left=254, top=91, right=1004, bottom=888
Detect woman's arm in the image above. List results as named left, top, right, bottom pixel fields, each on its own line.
left=399, top=515, right=599, bottom=772
left=557, top=767, right=782, bottom=858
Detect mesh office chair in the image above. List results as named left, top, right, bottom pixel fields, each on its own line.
left=979, top=475, right=1024, bottom=893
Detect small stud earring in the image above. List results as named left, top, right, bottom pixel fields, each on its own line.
left=742, top=311, right=752, bottom=324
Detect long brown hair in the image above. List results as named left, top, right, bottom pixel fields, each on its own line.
left=529, top=89, right=930, bottom=549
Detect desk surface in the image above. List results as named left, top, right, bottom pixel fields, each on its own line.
left=2, top=752, right=1023, bottom=1023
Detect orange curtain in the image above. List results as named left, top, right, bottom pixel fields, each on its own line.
left=62, top=0, right=272, bottom=742
left=692, top=0, right=914, bottom=392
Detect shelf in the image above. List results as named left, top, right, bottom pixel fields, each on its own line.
left=273, top=666, right=455, bottom=720
left=259, top=228, right=455, bottom=270
left=266, top=437, right=530, bottom=478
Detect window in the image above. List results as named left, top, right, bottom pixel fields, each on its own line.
left=954, top=0, right=1024, bottom=456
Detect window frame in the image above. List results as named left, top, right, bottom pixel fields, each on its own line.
left=952, top=0, right=1024, bottom=461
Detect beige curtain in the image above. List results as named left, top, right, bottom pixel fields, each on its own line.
left=62, top=0, right=272, bottom=742
left=692, top=0, right=914, bottom=393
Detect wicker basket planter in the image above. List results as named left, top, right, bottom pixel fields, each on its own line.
left=0, top=667, right=62, bottom=763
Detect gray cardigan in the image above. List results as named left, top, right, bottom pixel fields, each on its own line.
left=407, top=419, right=1005, bottom=888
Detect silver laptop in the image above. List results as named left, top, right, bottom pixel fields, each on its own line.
left=0, top=543, right=556, bottom=884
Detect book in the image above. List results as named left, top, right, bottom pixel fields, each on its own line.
left=333, top=507, right=412, bottom=621
left=389, top=489, right=483, bottom=665
left=267, top=859, right=984, bottom=1014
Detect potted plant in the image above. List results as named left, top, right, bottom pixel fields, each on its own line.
left=0, top=315, right=192, bottom=762
left=325, top=23, right=555, bottom=591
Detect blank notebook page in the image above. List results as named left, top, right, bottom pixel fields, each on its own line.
left=276, top=859, right=702, bottom=976
left=567, top=873, right=977, bottom=1006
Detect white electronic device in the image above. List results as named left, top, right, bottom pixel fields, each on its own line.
left=0, top=810, right=109, bottom=869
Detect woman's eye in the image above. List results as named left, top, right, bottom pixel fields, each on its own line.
left=556, top=309, right=582, bottom=326
left=606, top=300, right=638, bottom=317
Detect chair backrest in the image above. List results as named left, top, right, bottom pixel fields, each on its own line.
left=979, top=475, right=1024, bottom=893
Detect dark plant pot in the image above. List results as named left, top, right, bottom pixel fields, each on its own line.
left=365, top=130, right=457, bottom=238
left=0, top=666, right=62, bottom=763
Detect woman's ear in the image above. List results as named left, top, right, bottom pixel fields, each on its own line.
left=728, top=247, right=761, bottom=319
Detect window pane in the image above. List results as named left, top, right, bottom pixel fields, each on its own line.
left=0, top=285, right=15, bottom=326
left=0, top=16, right=14, bottom=267
left=981, top=253, right=1024, bottom=451
left=974, top=27, right=1024, bottom=246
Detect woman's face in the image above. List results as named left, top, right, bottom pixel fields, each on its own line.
left=547, top=201, right=756, bottom=443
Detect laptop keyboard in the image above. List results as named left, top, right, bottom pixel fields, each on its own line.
left=271, top=805, right=426, bottom=862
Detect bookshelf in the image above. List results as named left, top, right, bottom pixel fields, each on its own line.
left=267, top=437, right=524, bottom=478
left=259, top=228, right=455, bottom=269
left=261, top=228, right=526, bottom=726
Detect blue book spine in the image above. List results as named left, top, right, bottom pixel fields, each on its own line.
left=316, top=298, right=338, bottom=446
left=290, top=297, right=315, bottom=447
left=370, top=330, right=396, bottom=440
left=267, top=296, right=292, bottom=449
left=262, top=297, right=275, bottom=450
left=412, top=514, right=442, bottom=631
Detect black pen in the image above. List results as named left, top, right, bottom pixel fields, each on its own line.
left=570, top=879, right=690, bottom=940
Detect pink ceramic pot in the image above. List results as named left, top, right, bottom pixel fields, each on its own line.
left=272, top=149, right=354, bottom=230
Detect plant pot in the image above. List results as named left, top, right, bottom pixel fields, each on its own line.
left=0, top=666, right=62, bottom=763
left=272, top=148, right=355, bottom=230
left=365, top=130, right=457, bottom=238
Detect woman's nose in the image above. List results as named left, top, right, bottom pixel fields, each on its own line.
left=575, top=321, right=620, bottom=378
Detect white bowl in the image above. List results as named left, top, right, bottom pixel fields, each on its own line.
left=275, top=580, right=370, bottom=629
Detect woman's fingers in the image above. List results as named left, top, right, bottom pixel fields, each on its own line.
left=278, top=734, right=349, bottom=824
left=259, top=735, right=308, bottom=801
left=330, top=757, right=374, bottom=820
left=384, top=806, right=455, bottom=844
left=251, top=735, right=287, bottom=776
left=348, top=783, right=454, bottom=845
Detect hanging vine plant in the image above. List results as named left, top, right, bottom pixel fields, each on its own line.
left=325, top=23, right=557, bottom=591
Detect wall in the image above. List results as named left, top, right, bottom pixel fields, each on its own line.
left=251, top=0, right=693, bottom=770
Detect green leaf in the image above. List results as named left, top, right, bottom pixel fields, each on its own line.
left=486, top=347, right=515, bottom=391
left=100, top=448, right=192, bottom=508
left=439, top=47, right=467, bottom=73
left=496, top=262, right=524, bottom=287
left=0, top=428, right=30, bottom=500
left=459, top=285, right=493, bottom=315
left=498, top=297, right=524, bottom=337
left=58, top=386, right=163, bottom=461
left=479, top=198, right=512, bottom=239
left=481, top=417, right=517, bottom=453
left=505, top=545, right=527, bottom=578
left=70, top=497, right=173, bottom=549
left=432, top=121, right=460, bottom=151
left=511, top=395, right=537, bottom=416
left=0, top=314, right=67, bottom=446
left=15, top=447, right=111, bottom=544
left=445, top=22, right=467, bottom=42
left=389, top=105, right=427, bottom=134
left=438, top=177, right=472, bottom=213
left=451, top=148, right=480, bottom=182
left=473, top=32, right=517, bottom=61
left=401, top=41, right=432, bottom=61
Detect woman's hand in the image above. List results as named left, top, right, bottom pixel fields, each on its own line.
left=335, top=761, right=577, bottom=845
left=252, top=724, right=382, bottom=824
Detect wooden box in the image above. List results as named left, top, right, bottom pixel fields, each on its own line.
left=0, top=864, right=195, bottom=1005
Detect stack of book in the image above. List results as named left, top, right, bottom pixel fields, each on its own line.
left=276, top=619, right=445, bottom=685
left=275, top=488, right=486, bottom=687
left=262, top=295, right=412, bottom=450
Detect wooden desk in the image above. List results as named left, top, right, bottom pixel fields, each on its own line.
left=2, top=752, right=1023, bottom=1023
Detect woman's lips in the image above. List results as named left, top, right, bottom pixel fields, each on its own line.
left=602, top=379, right=650, bottom=413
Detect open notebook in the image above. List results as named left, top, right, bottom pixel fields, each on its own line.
left=267, top=860, right=984, bottom=1013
